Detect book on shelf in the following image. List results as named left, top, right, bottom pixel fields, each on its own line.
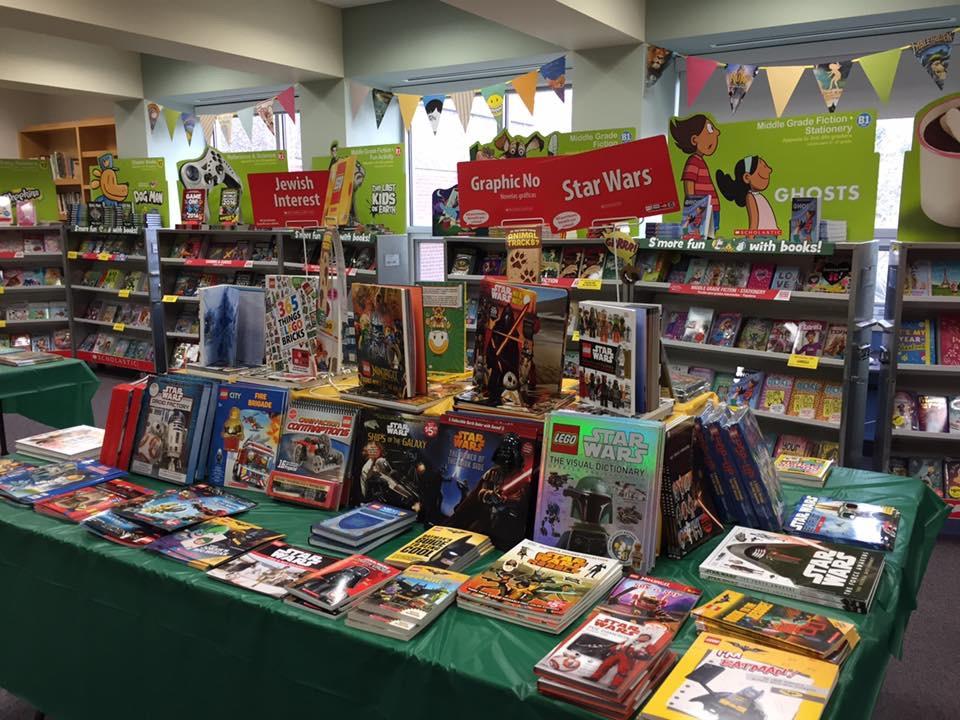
left=822, top=323, right=848, bottom=358
left=891, top=390, right=919, bottom=430
left=765, top=320, right=798, bottom=354
left=788, top=379, right=823, bottom=420
left=735, top=318, right=772, bottom=351
left=770, top=265, right=801, bottom=290
left=792, top=320, right=826, bottom=356
left=937, top=314, right=960, bottom=365
left=705, top=312, right=741, bottom=347
left=758, top=374, right=794, bottom=414
left=898, top=319, right=935, bottom=364
left=680, top=307, right=713, bottom=344
left=918, top=394, right=949, bottom=432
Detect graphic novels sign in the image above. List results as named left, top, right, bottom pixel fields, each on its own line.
left=0, top=159, right=58, bottom=222
left=248, top=171, right=329, bottom=227
left=89, top=156, right=169, bottom=227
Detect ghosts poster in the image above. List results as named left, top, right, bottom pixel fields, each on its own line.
left=665, top=109, right=879, bottom=242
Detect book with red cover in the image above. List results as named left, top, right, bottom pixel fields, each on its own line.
left=34, top=479, right=154, bottom=523
left=938, top=314, right=960, bottom=366
left=119, top=381, right=148, bottom=470
left=99, top=379, right=148, bottom=469
left=746, top=262, right=775, bottom=289
left=918, top=395, right=949, bottom=433
left=286, top=554, right=400, bottom=613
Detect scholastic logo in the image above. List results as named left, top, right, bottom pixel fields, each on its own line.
left=551, top=424, right=580, bottom=455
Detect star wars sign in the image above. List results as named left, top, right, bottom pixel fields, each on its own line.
left=456, top=136, right=679, bottom=232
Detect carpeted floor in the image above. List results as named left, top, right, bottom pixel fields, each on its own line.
left=0, top=368, right=956, bottom=719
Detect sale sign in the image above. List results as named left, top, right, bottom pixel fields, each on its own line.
left=248, top=170, right=329, bottom=227
left=457, top=136, right=679, bottom=232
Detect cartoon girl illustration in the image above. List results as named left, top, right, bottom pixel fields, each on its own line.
left=716, top=156, right=778, bottom=232
left=669, top=114, right=721, bottom=233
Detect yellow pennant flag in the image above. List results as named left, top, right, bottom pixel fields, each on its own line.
left=859, top=47, right=902, bottom=104
left=162, top=107, right=180, bottom=140
left=511, top=69, right=539, bottom=114
left=396, top=93, right=421, bottom=131
left=765, top=66, right=806, bottom=118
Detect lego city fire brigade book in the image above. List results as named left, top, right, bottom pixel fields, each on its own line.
left=206, top=383, right=288, bottom=493
left=114, top=484, right=256, bottom=533
left=639, top=633, right=839, bottom=720
left=285, top=554, right=401, bottom=613
left=269, top=398, right=360, bottom=509
left=0, top=460, right=124, bottom=506
left=597, top=574, right=701, bottom=633
left=82, top=510, right=159, bottom=547
left=533, top=412, right=664, bottom=574
left=206, top=540, right=341, bottom=598
left=351, top=564, right=468, bottom=626
left=784, top=495, right=901, bottom=552
left=34, top=478, right=155, bottom=523
left=692, top=589, right=861, bottom=664
left=385, top=525, right=492, bottom=571
left=146, top=516, right=284, bottom=570
left=699, top=526, right=885, bottom=614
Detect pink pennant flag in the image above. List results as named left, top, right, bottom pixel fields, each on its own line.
left=686, top=56, right=718, bottom=107
left=277, top=86, right=296, bottom=121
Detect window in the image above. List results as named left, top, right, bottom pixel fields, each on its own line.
left=210, top=110, right=303, bottom=170
left=874, top=117, right=914, bottom=231
left=407, top=88, right=572, bottom=228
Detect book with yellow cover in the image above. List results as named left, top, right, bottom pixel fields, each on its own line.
left=640, top=633, right=839, bottom=720
left=384, top=525, right=491, bottom=571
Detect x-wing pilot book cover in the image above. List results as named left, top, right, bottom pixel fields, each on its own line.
left=785, top=495, right=901, bottom=552
left=207, top=540, right=339, bottom=598
left=533, top=412, right=664, bottom=573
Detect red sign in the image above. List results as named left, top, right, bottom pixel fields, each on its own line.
left=248, top=171, right=330, bottom=227
left=667, top=283, right=791, bottom=301
left=457, top=136, right=679, bottom=232
left=184, top=258, right=254, bottom=268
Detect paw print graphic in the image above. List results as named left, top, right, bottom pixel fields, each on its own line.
left=519, top=268, right=538, bottom=283
left=510, top=251, right=526, bottom=270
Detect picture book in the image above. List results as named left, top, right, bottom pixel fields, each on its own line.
left=207, top=540, right=339, bottom=598
left=680, top=195, right=711, bottom=239
left=198, top=285, right=266, bottom=368
left=816, top=383, right=843, bottom=424
left=449, top=249, right=476, bottom=275
left=642, top=633, right=839, bottom=720
left=559, top=247, right=583, bottom=279
left=791, top=320, right=826, bottom=357
left=353, top=283, right=425, bottom=399
left=115, top=484, right=256, bottom=532
left=909, top=458, right=944, bottom=495
left=892, top=390, right=918, bottom=430
left=703, top=260, right=727, bottom=287
left=533, top=412, right=664, bottom=572
left=759, top=374, right=794, bottom=414
left=951, top=396, right=960, bottom=432
left=264, top=275, right=324, bottom=376
left=681, top=307, right=713, bottom=344
left=735, top=318, right=772, bottom=351
left=711, top=373, right=735, bottom=401
left=937, top=314, right=960, bottom=365
left=148, top=516, right=284, bottom=570
left=385, top=526, right=491, bottom=570
left=82, top=510, right=159, bottom=547
left=663, top=311, right=688, bottom=340
left=930, top=261, right=960, bottom=296
left=788, top=379, right=823, bottom=419
left=727, top=369, right=765, bottom=409
left=773, top=435, right=814, bottom=458
left=0, top=460, right=124, bottom=505
left=597, top=575, right=701, bottom=630
left=804, top=258, right=851, bottom=294
left=706, top=313, right=741, bottom=347
left=479, top=252, right=503, bottom=276
left=683, top=258, right=709, bottom=285
left=580, top=247, right=606, bottom=280
left=765, top=320, right=799, bottom=354
left=267, top=398, right=357, bottom=509
left=422, top=282, right=466, bottom=374
left=666, top=256, right=689, bottom=283
left=353, top=565, right=468, bottom=627
left=636, top=252, right=667, bottom=282
left=287, top=554, right=401, bottom=612
left=471, top=281, right=538, bottom=404
left=207, top=383, right=287, bottom=493
left=33, top=479, right=153, bottom=523
left=790, top=197, right=821, bottom=243
left=14, top=424, right=104, bottom=461
left=785, top=495, right=901, bottom=551
left=541, top=247, right=561, bottom=279
left=946, top=460, right=960, bottom=500
left=822, top=324, right=848, bottom=359
left=897, top=319, right=935, bottom=364
left=918, top=395, right=949, bottom=433
left=906, top=260, right=932, bottom=296
left=770, top=265, right=801, bottom=290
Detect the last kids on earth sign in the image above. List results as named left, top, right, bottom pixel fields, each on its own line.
left=666, top=109, right=879, bottom=242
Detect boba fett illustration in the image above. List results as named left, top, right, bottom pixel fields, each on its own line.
left=558, top=475, right=643, bottom=567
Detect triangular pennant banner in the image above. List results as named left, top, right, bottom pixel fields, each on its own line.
left=277, top=86, right=296, bottom=121
left=645, top=45, right=675, bottom=90
left=450, top=91, right=474, bottom=133
left=162, top=107, right=180, bottom=140
left=685, top=56, right=717, bottom=107
left=421, top=94, right=445, bottom=133
left=372, top=88, right=394, bottom=128
left=859, top=47, right=902, bottom=104
left=765, top=66, right=806, bottom=118
left=397, top=93, right=421, bottom=131
left=725, top=64, right=759, bottom=113
left=237, top=106, right=255, bottom=141
left=181, top=113, right=197, bottom=144
left=147, top=103, right=161, bottom=133
left=350, top=82, right=371, bottom=119
left=813, top=60, right=853, bottom=112
left=511, top=70, right=538, bottom=114
left=199, top=115, right=216, bottom=145
left=256, top=99, right=276, bottom=136
left=217, top=113, right=233, bottom=144
left=481, top=83, right=507, bottom=130
left=539, top=56, right=566, bottom=102
left=911, top=30, right=954, bottom=90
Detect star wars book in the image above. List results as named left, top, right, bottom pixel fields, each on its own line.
left=0, top=460, right=124, bottom=506
left=785, top=495, right=901, bottom=551
left=286, top=554, right=401, bottom=613
left=597, top=574, right=701, bottom=632
left=207, top=540, right=339, bottom=598
left=471, top=281, right=538, bottom=405
left=34, top=478, right=154, bottom=523
left=114, top=484, right=256, bottom=533
left=640, top=633, right=839, bottom=720
left=82, top=510, right=159, bottom=547
left=147, top=516, right=283, bottom=570
left=198, top=285, right=266, bottom=368
left=533, top=412, right=664, bottom=573
left=385, top=525, right=492, bottom=571
left=421, top=282, right=466, bottom=374
left=312, top=502, right=416, bottom=542
left=207, top=383, right=288, bottom=492
left=699, top=526, right=885, bottom=613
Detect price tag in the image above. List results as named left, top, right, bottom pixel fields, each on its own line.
left=162, top=294, right=178, bottom=303
left=576, top=278, right=603, bottom=291
left=0, top=287, right=5, bottom=295
left=67, top=251, right=79, bottom=259
left=788, top=354, right=819, bottom=370
left=118, top=289, right=131, bottom=298
left=113, top=322, right=125, bottom=332
left=0, top=320, right=6, bottom=328
left=97, top=252, right=112, bottom=261
left=571, top=330, right=580, bottom=342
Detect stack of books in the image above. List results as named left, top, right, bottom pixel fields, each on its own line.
left=34, top=478, right=154, bottom=522
left=784, top=495, right=901, bottom=551
left=284, top=554, right=401, bottom=617
left=820, top=219, right=847, bottom=242
left=699, top=526, right=885, bottom=614
left=385, top=526, right=492, bottom=572
left=0, top=349, right=63, bottom=366
left=457, top=540, right=623, bottom=633
left=773, top=454, right=834, bottom=487
left=16, top=425, right=104, bottom=461
left=346, top=565, right=468, bottom=640
left=0, top=460, right=123, bottom=506
left=309, top=502, right=417, bottom=555
left=692, top=589, right=861, bottom=666
left=147, top=517, right=284, bottom=569
left=207, top=541, right=340, bottom=598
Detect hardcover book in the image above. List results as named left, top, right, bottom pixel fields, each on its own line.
left=287, top=554, right=400, bottom=613
left=897, top=319, right=935, bottom=364
left=471, top=281, right=538, bottom=404
left=930, top=261, right=960, bottom=296
left=906, top=260, right=932, bottom=296
left=421, top=282, right=466, bottom=374
left=264, top=275, right=324, bottom=376
left=706, top=312, right=741, bottom=347
left=198, top=285, right=266, bottom=368
left=449, top=249, right=476, bottom=275
left=385, top=526, right=491, bottom=570
left=540, top=248, right=561, bottom=279
left=891, top=390, right=918, bottom=430
left=937, top=314, right=960, bottom=365
left=785, top=495, right=901, bottom=551
left=735, top=318, right=772, bottom=351
left=559, top=247, right=583, bottom=278
left=804, top=258, right=851, bottom=294
left=579, top=247, right=606, bottom=280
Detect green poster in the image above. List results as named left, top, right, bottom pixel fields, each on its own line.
left=88, top=156, right=169, bottom=227
left=666, top=110, right=879, bottom=241
left=311, top=143, right=406, bottom=233
left=177, top=150, right=288, bottom=224
left=469, top=127, right=634, bottom=160
left=422, top=282, right=466, bottom=373
left=0, top=159, right=58, bottom=222
left=897, top=92, right=960, bottom=242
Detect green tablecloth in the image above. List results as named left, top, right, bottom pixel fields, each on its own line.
left=0, top=466, right=947, bottom=720
left=0, top=359, right=99, bottom=428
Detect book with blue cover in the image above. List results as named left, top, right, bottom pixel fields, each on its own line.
left=115, top=484, right=256, bottom=532
left=199, top=285, right=266, bottom=367
left=0, top=460, right=123, bottom=505
left=313, top=502, right=416, bottom=541
left=147, top=516, right=284, bottom=570
left=897, top=319, right=936, bottom=364
left=785, top=495, right=901, bottom=551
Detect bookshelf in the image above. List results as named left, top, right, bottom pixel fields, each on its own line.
left=18, top=118, right=118, bottom=221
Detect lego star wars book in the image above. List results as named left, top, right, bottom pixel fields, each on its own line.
left=34, top=478, right=154, bottom=523
left=385, top=525, right=492, bottom=571
left=785, top=495, right=901, bottom=551
left=286, top=554, right=400, bottom=613
left=148, top=516, right=284, bottom=570
left=115, top=484, right=256, bottom=533
left=700, top=526, right=885, bottom=613
left=597, top=574, right=701, bottom=632
left=82, top=509, right=159, bottom=547
left=421, top=282, right=466, bottom=374
left=313, top=502, right=416, bottom=542
left=207, top=540, right=340, bottom=598
left=640, top=633, right=839, bottom=720
left=198, top=285, right=266, bottom=368
left=533, top=412, right=664, bottom=573
left=207, top=383, right=288, bottom=493
left=0, top=460, right=124, bottom=506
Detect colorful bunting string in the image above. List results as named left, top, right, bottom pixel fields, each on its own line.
left=539, top=56, right=566, bottom=102
left=450, top=90, right=474, bottom=133
left=396, top=93, right=421, bottom=132
left=765, top=65, right=806, bottom=118
left=236, top=106, right=255, bottom=141
left=421, top=95, right=446, bottom=134
left=685, top=56, right=717, bottom=107
left=859, top=47, right=902, bottom=104
left=276, top=86, right=297, bottom=121
left=217, top=113, right=233, bottom=144
left=371, top=89, right=394, bottom=128
left=481, top=83, right=507, bottom=130
left=511, top=70, right=539, bottom=114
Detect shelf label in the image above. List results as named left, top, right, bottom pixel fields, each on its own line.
left=788, top=354, right=820, bottom=370
left=162, top=294, right=178, bottom=303
left=576, top=278, right=603, bottom=291
left=668, top=283, right=791, bottom=301
left=0, top=320, right=6, bottom=328
left=571, top=330, right=580, bottom=342
left=67, top=251, right=79, bottom=259
left=113, top=322, right=125, bottom=332
left=0, top=287, right=5, bottom=295
left=97, top=252, right=112, bottom=261
left=118, top=289, right=131, bottom=298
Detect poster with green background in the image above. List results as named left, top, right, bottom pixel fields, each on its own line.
left=666, top=109, right=879, bottom=241
left=89, top=157, right=169, bottom=227
left=469, top=127, right=635, bottom=160
left=0, top=159, right=58, bottom=222
left=177, top=150, right=288, bottom=225
left=311, top=143, right=406, bottom=233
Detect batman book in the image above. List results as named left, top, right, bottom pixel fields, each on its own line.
left=355, top=564, right=468, bottom=622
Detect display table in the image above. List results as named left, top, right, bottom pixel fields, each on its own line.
left=0, top=359, right=99, bottom=453
left=0, top=466, right=946, bottom=720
